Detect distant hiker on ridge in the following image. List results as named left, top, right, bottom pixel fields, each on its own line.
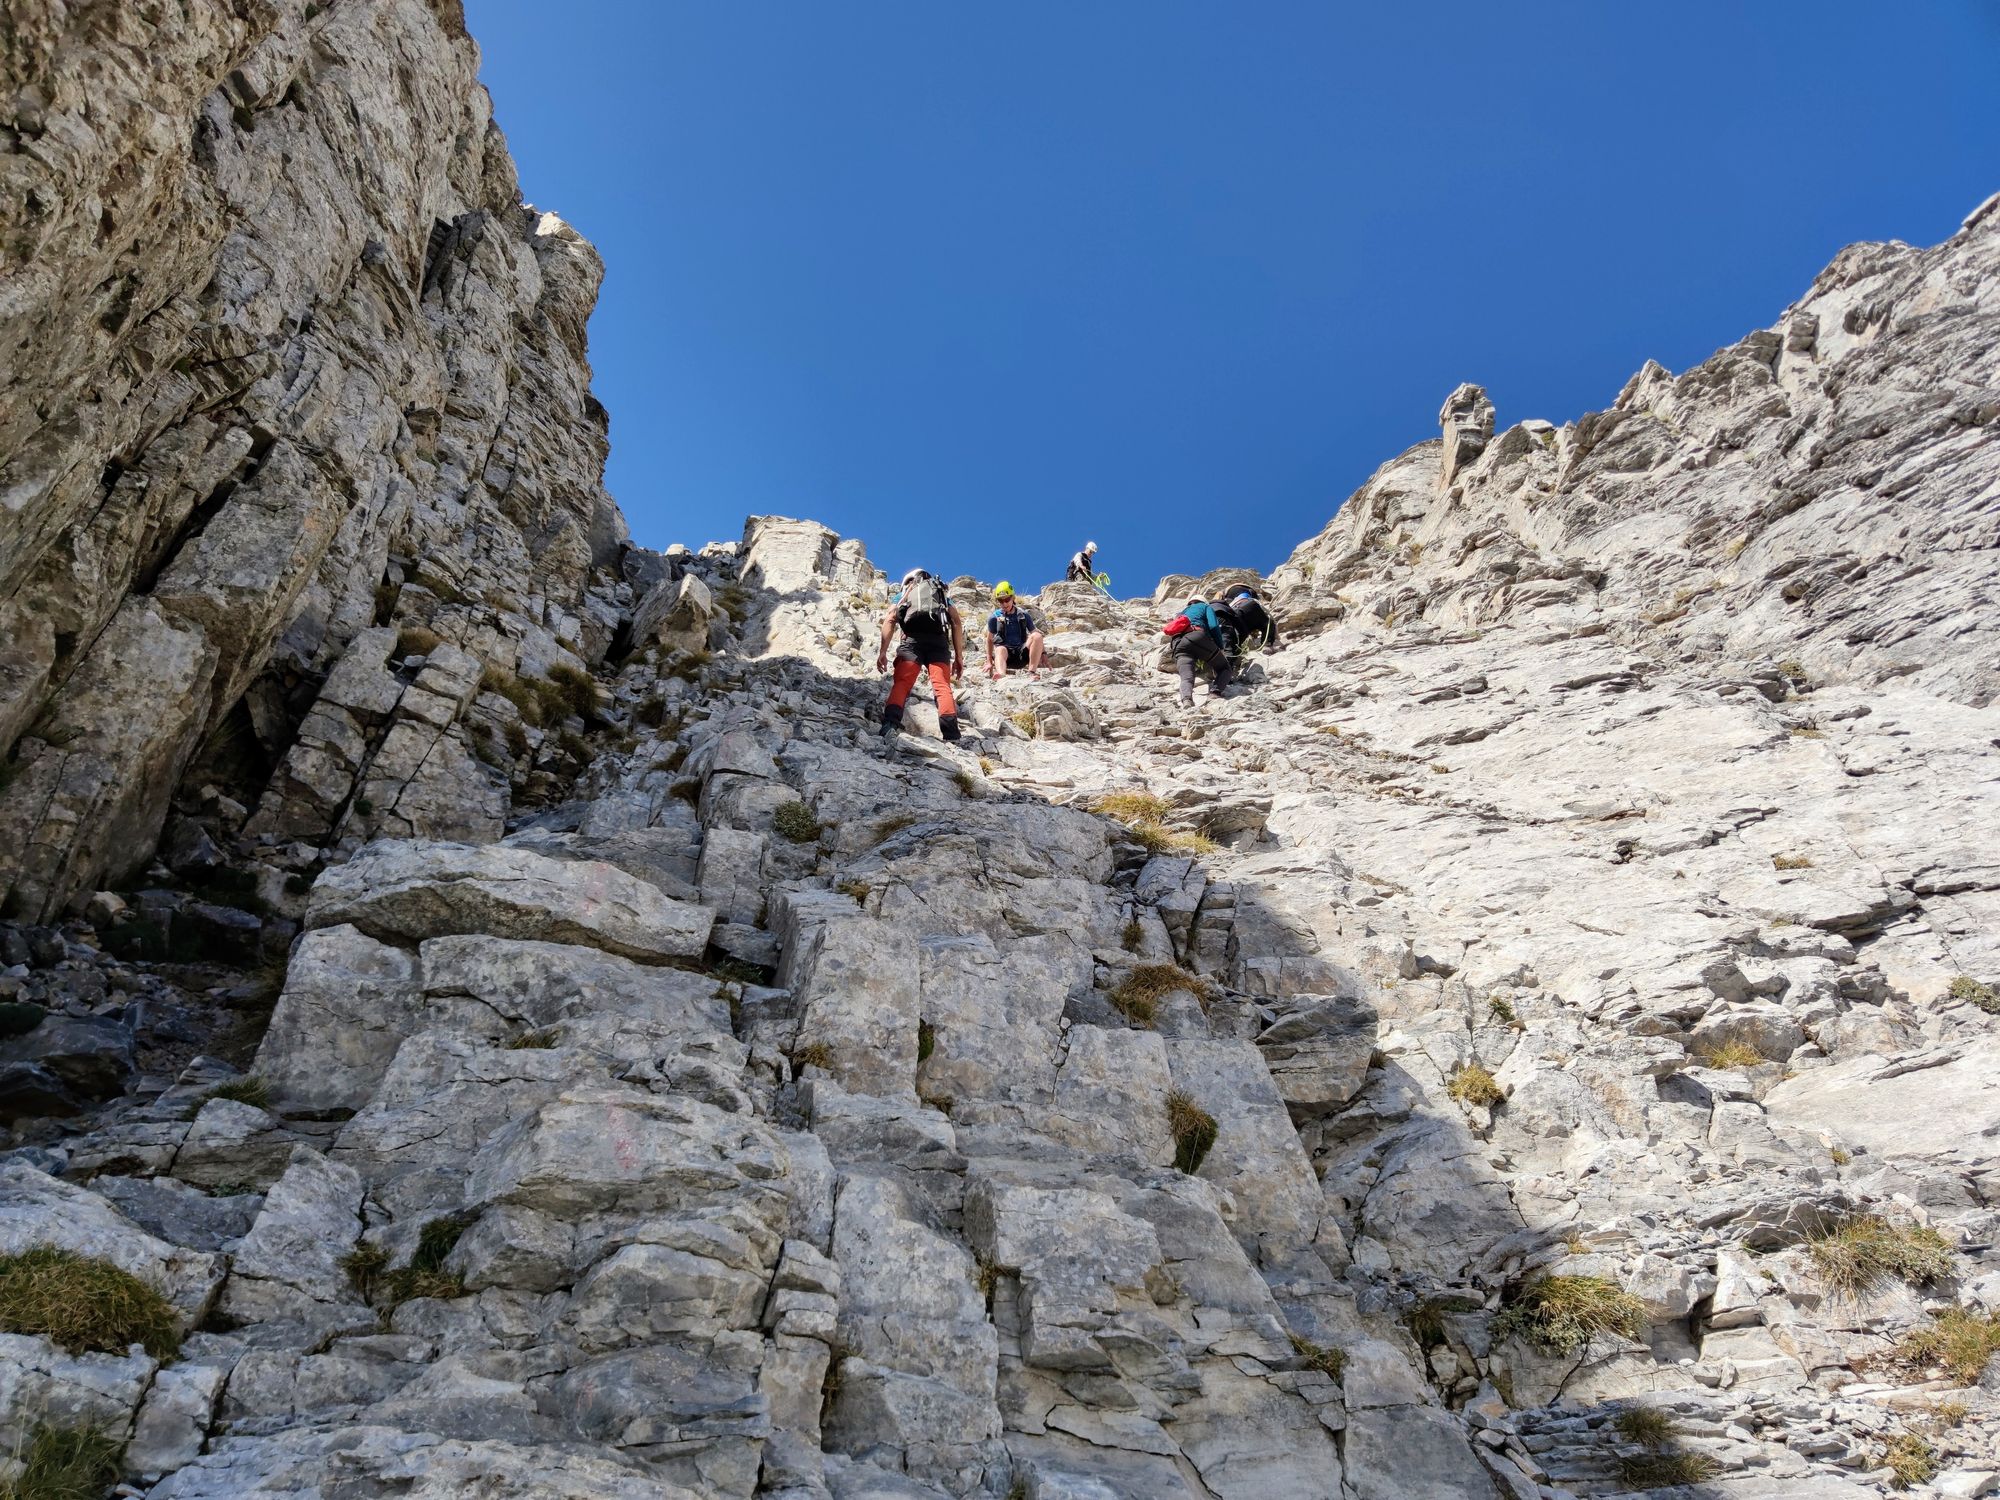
left=985, top=582, right=1044, bottom=680
left=877, top=568, right=965, bottom=743
left=1066, top=540, right=1099, bottom=584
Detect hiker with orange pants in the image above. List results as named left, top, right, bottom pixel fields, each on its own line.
left=876, top=568, right=966, bottom=743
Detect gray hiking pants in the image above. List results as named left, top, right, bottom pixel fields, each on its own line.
left=1174, top=630, right=1235, bottom=705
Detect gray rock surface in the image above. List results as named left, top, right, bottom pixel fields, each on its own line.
left=0, top=9, right=1996, bottom=1495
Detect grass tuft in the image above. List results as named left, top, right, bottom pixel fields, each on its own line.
left=773, top=800, right=822, bottom=843
left=0, top=1247, right=181, bottom=1357
left=1121, top=917, right=1144, bottom=952
left=1109, top=964, right=1208, bottom=1026
left=1883, top=1430, right=1938, bottom=1490
left=1616, top=1452, right=1720, bottom=1487
left=479, top=665, right=545, bottom=726
left=1492, top=1274, right=1645, bottom=1353
left=1287, top=1332, right=1346, bottom=1380
left=836, top=879, right=870, bottom=903
left=1093, top=790, right=1173, bottom=825
left=1127, top=821, right=1220, bottom=857
left=1447, top=1061, right=1504, bottom=1108
left=394, top=624, right=441, bottom=659
left=543, top=663, right=601, bottom=720
left=194, top=1074, right=270, bottom=1112
left=1806, top=1215, right=1953, bottom=1299
left=1166, top=1090, right=1218, bottom=1174
left=1772, top=853, right=1813, bottom=871
left=917, top=1020, right=935, bottom=1064
left=0, top=1423, right=123, bottom=1500
left=1695, top=1038, right=1767, bottom=1070
left=1893, top=1308, right=2000, bottom=1385
left=1613, top=1406, right=1676, bottom=1447
left=340, top=1241, right=390, bottom=1301
left=1009, top=708, right=1039, bottom=738
left=504, top=1027, right=560, bottom=1049
left=1486, top=995, right=1522, bottom=1029
left=792, top=1040, right=834, bottom=1074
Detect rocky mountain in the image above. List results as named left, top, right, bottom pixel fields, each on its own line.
left=3, top=5, right=2000, bottom=1499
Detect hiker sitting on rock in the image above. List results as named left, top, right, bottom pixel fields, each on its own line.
left=877, top=568, right=965, bottom=742
left=985, top=582, right=1044, bottom=680
left=1163, top=595, right=1237, bottom=707
left=1066, top=540, right=1099, bottom=584
left=1221, top=586, right=1280, bottom=654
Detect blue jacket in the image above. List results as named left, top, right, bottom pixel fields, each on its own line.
left=1182, top=601, right=1224, bottom=638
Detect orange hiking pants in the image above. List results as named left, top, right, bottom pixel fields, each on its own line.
left=882, top=648, right=959, bottom=740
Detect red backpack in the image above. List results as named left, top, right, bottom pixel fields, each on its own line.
left=1161, top=614, right=1191, bottom=637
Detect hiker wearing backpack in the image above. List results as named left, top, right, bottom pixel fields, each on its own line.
left=877, top=569, right=966, bottom=742
left=1162, top=595, right=1237, bottom=707
left=1221, top=586, right=1280, bottom=654
left=985, top=582, right=1044, bottom=680
left=1066, top=541, right=1099, bottom=584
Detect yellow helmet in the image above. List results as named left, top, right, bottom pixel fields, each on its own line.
left=994, top=581, right=1014, bottom=598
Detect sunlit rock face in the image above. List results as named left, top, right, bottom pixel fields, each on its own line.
left=3, top=9, right=1999, bottom=1492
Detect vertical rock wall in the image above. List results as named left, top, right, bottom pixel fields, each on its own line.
left=0, top=0, right=627, bottom=919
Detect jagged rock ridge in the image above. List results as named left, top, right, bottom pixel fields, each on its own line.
left=3, top=6, right=2000, bottom=1497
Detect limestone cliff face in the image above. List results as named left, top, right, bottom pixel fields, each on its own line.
left=4, top=8, right=2000, bottom=1497
left=0, top=0, right=627, bottom=921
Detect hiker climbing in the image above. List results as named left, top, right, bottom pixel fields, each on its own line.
left=1161, top=594, right=1237, bottom=707
left=1221, top=585, right=1280, bottom=654
left=877, top=568, right=965, bottom=742
left=985, top=582, right=1044, bottom=680
left=1065, top=540, right=1099, bottom=584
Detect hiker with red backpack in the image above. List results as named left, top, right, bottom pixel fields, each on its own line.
left=1161, top=595, right=1237, bottom=707
left=877, top=568, right=966, bottom=742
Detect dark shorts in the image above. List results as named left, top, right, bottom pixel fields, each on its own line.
left=896, top=632, right=953, bottom=667
left=998, top=644, right=1031, bottom=668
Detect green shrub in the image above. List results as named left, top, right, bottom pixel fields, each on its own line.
left=1807, top=1216, right=1953, bottom=1299
left=194, top=1075, right=269, bottom=1112
left=1614, top=1405, right=1676, bottom=1447
left=773, top=800, right=821, bottom=842
left=1492, top=1275, right=1645, bottom=1353
left=0, top=1423, right=123, bottom=1500
left=1696, top=1038, right=1767, bottom=1070
left=0, top=1247, right=181, bottom=1357
left=1948, top=975, right=2000, bottom=1013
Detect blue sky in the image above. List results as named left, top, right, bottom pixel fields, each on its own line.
left=468, top=1, right=1999, bottom=594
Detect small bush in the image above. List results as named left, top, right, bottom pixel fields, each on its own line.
left=1614, top=1405, right=1676, bottom=1447
left=1492, top=1275, right=1645, bottom=1353
left=1894, top=1308, right=2000, bottom=1384
left=1617, top=1453, right=1720, bottom=1487
left=0, top=1247, right=181, bottom=1357
left=1807, top=1215, right=1953, bottom=1299
left=504, top=1027, right=560, bottom=1049
left=1696, top=1038, right=1767, bottom=1070
left=504, top=721, right=530, bottom=757
left=1121, top=917, right=1143, bottom=952
left=1009, top=708, right=1038, bottom=738
left=412, top=1214, right=473, bottom=1275
left=1933, top=1397, right=1969, bottom=1429
left=381, top=1267, right=466, bottom=1304
left=836, top=879, right=870, bottom=903
left=1403, top=1298, right=1450, bottom=1350
left=634, top=696, right=668, bottom=727
left=1772, top=853, right=1813, bottom=870
left=1109, top=964, right=1208, bottom=1026
left=773, top=800, right=821, bottom=843
left=1166, top=1090, right=1218, bottom=1174
left=1287, top=1332, right=1346, bottom=1380
left=1829, top=1145, right=1852, bottom=1166
left=1948, top=975, right=2000, bottom=1013
left=1447, top=1062, right=1503, bottom=1108
left=1486, top=996, right=1521, bottom=1028
left=917, top=1020, right=935, bottom=1064
left=793, top=1041, right=834, bottom=1073
left=1, top=1423, right=123, bottom=1500
left=394, top=625, right=440, bottom=660
left=1883, top=1430, right=1938, bottom=1490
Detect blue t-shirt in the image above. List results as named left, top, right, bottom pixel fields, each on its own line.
left=987, top=606, right=1035, bottom=649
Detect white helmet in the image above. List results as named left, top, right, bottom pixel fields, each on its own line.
left=901, top=568, right=924, bottom=588
left=1186, top=595, right=1205, bottom=607
left=1084, top=540, right=1098, bottom=553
